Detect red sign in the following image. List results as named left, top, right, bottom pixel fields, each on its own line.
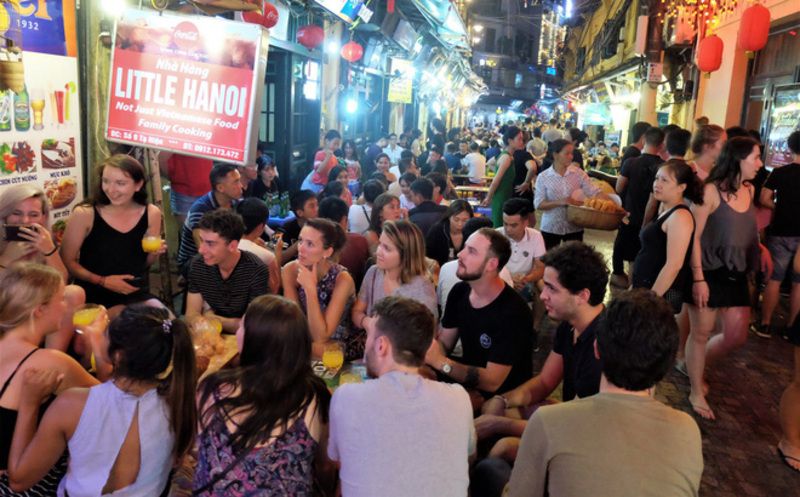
left=106, top=9, right=268, bottom=164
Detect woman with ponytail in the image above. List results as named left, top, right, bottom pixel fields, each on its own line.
left=7, top=305, right=196, bottom=496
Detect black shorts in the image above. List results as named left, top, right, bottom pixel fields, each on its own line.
left=788, top=316, right=800, bottom=347
left=704, top=267, right=751, bottom=308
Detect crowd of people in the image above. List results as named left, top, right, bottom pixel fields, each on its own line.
left=0, top=114, right=798, bottom=497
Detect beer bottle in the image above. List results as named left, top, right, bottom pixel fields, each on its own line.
left=14, top=85, right=30, bottom=131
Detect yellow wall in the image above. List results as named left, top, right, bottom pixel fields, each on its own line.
left=563, top=0, right=641, bottom=88
left=696, top=0, right=800, bottom=126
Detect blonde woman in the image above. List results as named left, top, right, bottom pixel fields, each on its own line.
left=0, top=185, right=85, bottom=351
left=0, top=263, right=101, bottom=495
left=352, top=220, right=438, bottom=332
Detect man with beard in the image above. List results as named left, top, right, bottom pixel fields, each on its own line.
left=328, top=296, right=475, bottom=497
left=425, top=228, right=533, bottom=397
left=472, top=241, right=607, bottom=464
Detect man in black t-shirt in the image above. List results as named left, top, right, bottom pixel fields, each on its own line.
left=611, top=126, right=664, bottom=287
left=756, top=130, right=800, bottom=337
left=279, top=190, right=318, bottom=264
left=186, top=210, right=269, bottom=333
left=474, top=242, right=607, bottom=460
left=426, top=228, right=533, bottom=397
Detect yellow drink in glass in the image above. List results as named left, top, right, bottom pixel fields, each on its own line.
left=322, top=345, right=344, bottom=371
left=73, top=306, right=101, bottom=327
left=31, top=99, right=45, bottom=130
left=141, top=236, right=162, bottom=253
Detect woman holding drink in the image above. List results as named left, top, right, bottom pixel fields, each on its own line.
left=61, top=154, right=166, bottom=316
left=0, top=263, right=102, bottom=495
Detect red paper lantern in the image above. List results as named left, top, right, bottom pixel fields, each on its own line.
left=341, top=41, right=364, bottom=62
left=297, top=24, right=324, bottom=50
left=696, top=34, right=723, bottom=74
left=737, top=3, right=770, bottom=55
left=242, top=1, right=279, bottom=28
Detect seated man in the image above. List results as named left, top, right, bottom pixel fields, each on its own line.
left=235, top=198, right=281, bottom=294
left=505, top=289, right=703, bottom=496
left=475, top=241, right=607, bottom=460
left=425, top=228, right=533, bottom=398
left=279, top=189, right=319, bottom=264
left=186, top=209, right=269, bottom=333
left=329, top=296, right=475, bottom=497
left=408, top=177, right=447, bottom=237
left=497, top=198, right=545, bottom=293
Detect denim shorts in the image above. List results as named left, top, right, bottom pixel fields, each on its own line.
left=766, top=236, right=800, bottom=283
left=169, top=190, right=200, bottom=216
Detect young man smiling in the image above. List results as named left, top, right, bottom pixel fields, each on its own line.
left=186, top=209, right=269, bottom=333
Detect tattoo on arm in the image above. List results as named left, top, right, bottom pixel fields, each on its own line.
left=464, top=367, right=480, bottom=389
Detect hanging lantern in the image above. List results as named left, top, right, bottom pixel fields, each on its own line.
left=297, top=25, right=324, bottom=50
left=737, top=3, right=770, bottom=58
left=341, top=41, right=364, bottom=62
left=696, top=34, right=723, bottom=75
left=242, top=1, right=279, bottom=28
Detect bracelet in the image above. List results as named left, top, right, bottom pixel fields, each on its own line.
left=493, top=395, right=510, bottom=409
left=42, top=245, right=58, bottom=257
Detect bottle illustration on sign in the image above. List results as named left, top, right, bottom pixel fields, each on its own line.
left=14, top=85, right=30, bottom=131
left=0, top=89, right=11, bottom=131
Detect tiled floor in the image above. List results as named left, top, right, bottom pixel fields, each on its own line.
left=554, top=228, right=800, bottom=496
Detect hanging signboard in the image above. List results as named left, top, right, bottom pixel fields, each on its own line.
left=106, top=9, right=269, bottom=165
left=387, top=58, right=412, bottom=104
left=0, top=0, right=84, bottom=238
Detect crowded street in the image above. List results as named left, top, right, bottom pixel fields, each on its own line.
left=0, top=0, right=799, bottom=496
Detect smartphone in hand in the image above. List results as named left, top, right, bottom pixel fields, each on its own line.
left=4, top=224, right=36, bottom=242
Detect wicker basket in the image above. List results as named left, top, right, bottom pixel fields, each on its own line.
left=567, top=205, right=625, bottom=230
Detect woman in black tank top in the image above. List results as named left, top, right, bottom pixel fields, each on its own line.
left=60, top=155, right=166, bottom=314
left=632, top=160, right=703, bottom=313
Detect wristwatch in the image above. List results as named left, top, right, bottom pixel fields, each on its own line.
left=441, top=361, right=452, bottom=375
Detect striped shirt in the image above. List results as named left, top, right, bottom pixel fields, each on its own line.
left=188, top=251, right=269, bottom=318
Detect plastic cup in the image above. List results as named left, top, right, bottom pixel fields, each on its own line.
left=141, top=235, right=163, bottom=253
left=72, top=304, right=102, bottom=329
left=322, top=342, right=344, bottom=371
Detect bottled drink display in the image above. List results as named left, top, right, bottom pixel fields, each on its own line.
left=0, top=89, right=11, bottom=131
left=14, top=85, right=30, bottom=131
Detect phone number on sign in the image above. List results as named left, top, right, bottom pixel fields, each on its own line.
left=182, top=143, right=241, bottom=160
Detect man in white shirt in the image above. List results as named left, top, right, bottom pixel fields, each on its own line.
left=542, top=119, right=563, bottom=143
left=329, top=296, right=475, bottom=497
left=496, top=198, right=546, bottom=291
left=463, top=142, right=487, bottom=184
left=235, top=198, right=281, bottom=293
left=382, top=132, right=404, bottom=167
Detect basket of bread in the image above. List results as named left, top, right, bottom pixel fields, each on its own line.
left=567, top=197, right=627, bottom=230
left=191, top=317, right=238, bottom=380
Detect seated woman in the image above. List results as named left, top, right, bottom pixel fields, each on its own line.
left=374, top=153, right=397, bottom=185
left=195, top=295, right=331, bottom=496
left=352, top=220, right=438, bottom=331
left=327, top=166, right=353, bottom=206
left=0, top=185, right=86, bottom=351
left=245, top=156, right=282, bottom=208
left=61, top=154, right=167, bottom=317
left=426, top=199, right=474, bottom=267
left=364, top=193, right=402, bottom=256
left=282, top=218, right=358, bottom=359
left=7, top=304, right=196, bottom=497
left=0, top=263, right=100, bottom=495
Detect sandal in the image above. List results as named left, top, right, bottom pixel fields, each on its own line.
left=777, top=447, right=800, bottom=474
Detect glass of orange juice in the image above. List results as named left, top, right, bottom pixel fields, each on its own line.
left=72, top=304, right=103, bottom=331
left=322, top=342, right=344, bottom=372
left=141, top=235, right=163, bottom=253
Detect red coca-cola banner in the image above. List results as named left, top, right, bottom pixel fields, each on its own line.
left=106, top=9, right=268, bottom=165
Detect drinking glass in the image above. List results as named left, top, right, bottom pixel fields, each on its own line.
left=322, top=342, right=344, bottom=372
left=141, top=235, right=163, bottom=253
left=72, top=303, right=103, bottom=331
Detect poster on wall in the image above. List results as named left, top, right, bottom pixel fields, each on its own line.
left=0, top=0, right=83, bottom=240
left=387, top=58, right=413, bottom=104
left=106, top=9, right=269, bottom=165
left=764, top=86, right=800, bottom=171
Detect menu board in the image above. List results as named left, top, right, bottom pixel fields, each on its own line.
left=0, top=0, right=83, bottom=240
left=764, top=86, right=800, bottom=171
left=106, top=9, right=269, bottom=165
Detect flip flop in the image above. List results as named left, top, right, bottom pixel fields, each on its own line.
left=777, top=447, right=800, bottom=474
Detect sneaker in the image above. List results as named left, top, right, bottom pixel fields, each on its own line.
left=610, top=273, right=629, bottom=288
left=674, top=360, right=688, bottom=377
left=752, top=322, right=773, bottom=339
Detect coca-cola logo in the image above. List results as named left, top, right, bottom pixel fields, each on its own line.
left=173, top=21, right=200, bottom=51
